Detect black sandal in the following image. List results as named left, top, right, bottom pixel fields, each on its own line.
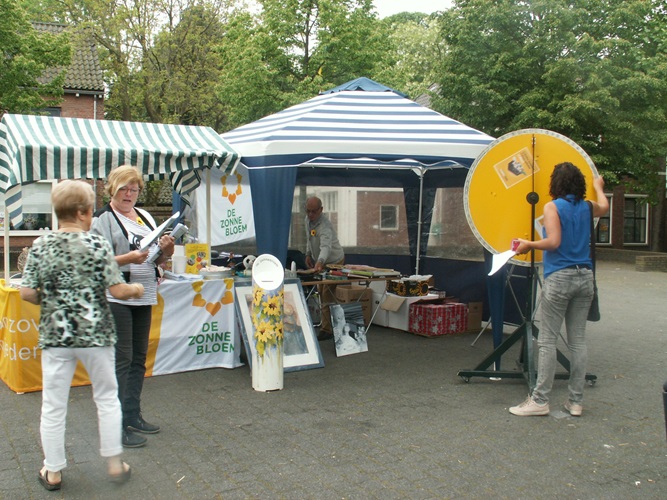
left=38, top=469, right=61, bottom=491
left=108, top=462, right=132, bottom=484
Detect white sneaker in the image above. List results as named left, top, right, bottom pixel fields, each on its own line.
left=564, top=400, right=583, bottom=416
left=509, top=397, right=550, bottom=416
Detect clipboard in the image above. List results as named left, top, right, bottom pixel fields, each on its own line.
left=139, top=211, right=180, bottom=251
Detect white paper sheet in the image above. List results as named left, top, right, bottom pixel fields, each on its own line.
left=488, top=249, right=516, bottom=276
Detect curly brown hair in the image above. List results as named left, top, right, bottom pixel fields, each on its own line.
left=549, top=162, right=587, bottom=200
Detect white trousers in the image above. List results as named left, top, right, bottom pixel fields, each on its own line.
left=41, top=347, right=123, bottom=472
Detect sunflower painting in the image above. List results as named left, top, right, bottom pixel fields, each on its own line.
left=251, top=285, right=284, bottom=358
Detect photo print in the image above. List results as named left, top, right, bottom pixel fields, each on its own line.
left=329, top=303, right=369, bottom=357
left=493, top=147, right=540, bottom=189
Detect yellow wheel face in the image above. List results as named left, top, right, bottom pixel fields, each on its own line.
left=464, top=129, right=599, bottom=266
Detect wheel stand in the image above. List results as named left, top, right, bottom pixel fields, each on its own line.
left=457, top=318, right=597, bottom=386
left=458, top=189, right=597, bottom=388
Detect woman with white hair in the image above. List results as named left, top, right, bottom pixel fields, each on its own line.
left=21, top=180, right=143, bottom=490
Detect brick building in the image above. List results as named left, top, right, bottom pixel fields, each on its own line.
left=1, top=23, right=105, bottom=272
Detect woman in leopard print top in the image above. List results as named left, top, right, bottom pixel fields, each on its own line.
left=21, top=180, right=143, bottom=489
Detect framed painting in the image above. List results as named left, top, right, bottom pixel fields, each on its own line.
left=234, top=279, right=324, bottom=372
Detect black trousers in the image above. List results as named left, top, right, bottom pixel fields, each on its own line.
left=109, top=302, right=152, bottom=423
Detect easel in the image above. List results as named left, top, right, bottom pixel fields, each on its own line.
left=469, top=263, right=526, bottom=348
left=458, top=191, right=543, bottom=387
left=458, top=134, right=597, bottom=389
left=458, top=264, right=597, bottom=387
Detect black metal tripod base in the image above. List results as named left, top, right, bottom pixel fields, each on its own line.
left=457, top=322, right=597, bottom=385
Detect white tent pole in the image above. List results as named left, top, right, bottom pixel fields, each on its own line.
left=3, top=205, right=9, bottom=283
left=415, top=172, right=424, bottom=275
left=206, top=169, right=212, bottom=259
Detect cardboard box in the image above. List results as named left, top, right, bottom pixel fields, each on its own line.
left=334, top=285, right=372, bottom=325
left=408, top=301, right=468, bottom=337
left=335, top=285, right=372, bottom=302
left=371, top=291, right=389, bottom=327
left=468, top=302, right=482, bottom=314
left=387, top=279, right=429, bottom=297
left=381, top=293, right=439, bottom=331
left=467, top=301, right=483, bottom=331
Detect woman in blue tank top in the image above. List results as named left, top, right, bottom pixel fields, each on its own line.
left=509, top=162, right=609, bottom=417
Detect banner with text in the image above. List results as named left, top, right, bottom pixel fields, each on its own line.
left=150, top=279, right=242, bottom=376
left=195, top=163, right=255, bottom=245
left=0, top=279, right=242, bottom=393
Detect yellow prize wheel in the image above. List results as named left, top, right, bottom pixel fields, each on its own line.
left=464, top=129, right=599, bottom=266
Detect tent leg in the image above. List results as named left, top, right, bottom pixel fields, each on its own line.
left=470, top=317, right=492, bottom=346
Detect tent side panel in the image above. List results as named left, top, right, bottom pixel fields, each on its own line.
left=249, top=167, right=297, bottom=266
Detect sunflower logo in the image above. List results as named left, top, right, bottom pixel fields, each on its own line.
left=190, top=279, right=234, bottom=316
left=310, top=229, right=317, bottom=237
left=220, top=173, right=243, bottom=205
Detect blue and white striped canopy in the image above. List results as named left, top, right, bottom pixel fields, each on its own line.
left=223, top=90, right=493, bottom=175
left=222, top=87, right=494, bottom=266
left=0, top=114, right=240, bottom=227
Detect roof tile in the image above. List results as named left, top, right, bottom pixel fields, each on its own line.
left=32, top=22, right=104, bottom=92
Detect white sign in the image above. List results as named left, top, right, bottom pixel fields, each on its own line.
left=195, top=163, right=255, bottom=245
left=152, top=279, right=242, bottom=375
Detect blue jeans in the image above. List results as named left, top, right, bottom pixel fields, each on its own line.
left=532, top=267, right=594, bottom=405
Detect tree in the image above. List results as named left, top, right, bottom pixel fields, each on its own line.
left=373, top=13, right=445, bottom=99
left=215, top=10, right=296, bottom=130
left=142, top=3, right=232, bottom=129
left=433, top=0, right=667, bottom=195
left=257, top=0, right=385, bottom=89
left=216, top=0, right=389, bottom=130
left=0, top=0, right=71, bottom=114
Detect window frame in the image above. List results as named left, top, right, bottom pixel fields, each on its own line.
left=0, top=180, right=59, bottom=235
left=379, top=204, right=399, bottom=231
left=622, top=194, right=649, bottom=246
left=595, top=194, right=613, bottom=246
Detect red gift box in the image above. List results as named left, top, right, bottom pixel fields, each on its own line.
left=408, top=301, right=468, bottom=337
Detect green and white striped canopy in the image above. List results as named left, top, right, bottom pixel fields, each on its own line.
left=0, top=114, right=240, bottom=227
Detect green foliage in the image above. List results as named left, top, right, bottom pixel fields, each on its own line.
left=433, top=0, right=667, bottom=197
left=0, top=0, right=71, bottom=113
left=215, top=10, right=294, bottom=130
left=12, top=0, right=667, bottom=204
left=143, top=4, right=230, bottom=129
left=373, top=13, right=444, bottom=99
left=216, top=0, right=387, bottom=129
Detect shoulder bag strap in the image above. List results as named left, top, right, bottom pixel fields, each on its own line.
left=587, top=200, right=596, bottom=278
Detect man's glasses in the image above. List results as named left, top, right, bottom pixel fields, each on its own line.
left=118, top=187, right=140, bottom=194
left=305, top=207, right=322, bottom=214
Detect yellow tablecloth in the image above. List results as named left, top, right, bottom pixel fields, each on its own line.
left=0, top=278, right=241, bottom=393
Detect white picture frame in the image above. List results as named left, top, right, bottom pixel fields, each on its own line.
left=234, top=279, right=324, bottom=372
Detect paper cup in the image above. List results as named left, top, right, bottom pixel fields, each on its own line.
left=172, top=255, right=187, bottom=274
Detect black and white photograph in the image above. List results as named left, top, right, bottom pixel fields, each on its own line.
left=329, top=304, right=369, bottom=357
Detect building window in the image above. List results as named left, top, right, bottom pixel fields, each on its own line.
left=623, top=195, right=648, bottom=245
left=380, top=205, right=398, bottom=230
left=321, top=191, right=338, bottom=213
left=0, top=181, right=57, bottom=233
left=44, top=107, right=61, bottom=117
left=595, top=195, right=612, bottom=244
